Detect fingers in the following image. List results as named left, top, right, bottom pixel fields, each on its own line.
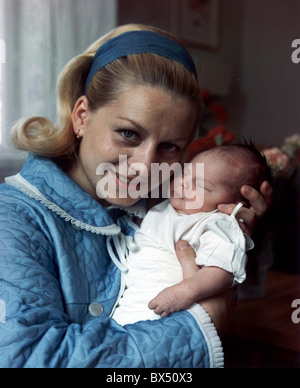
left=260, top=181, right=274, bottom=207
left=233, top=206, right=253, bottom=235
left=218, top=182, right=273, bottom=236
left=148, top=297, right=171, bottom=317
left=148, top=298, right=156, bottom=311
left=218, top=182, right=273, bottom=218
left=217, top=203, right=237, bottom=216
left=149, top=284, right=184, bottom=317
left=175, top=240, right=196, bottom=260
left=241, top=183, right=273, bottom=217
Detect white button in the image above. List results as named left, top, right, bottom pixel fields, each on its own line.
left=88, top=302, right=104, bottom=317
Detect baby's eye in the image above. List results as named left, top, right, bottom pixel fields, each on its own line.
left=195, top=180, right=209, bottom=191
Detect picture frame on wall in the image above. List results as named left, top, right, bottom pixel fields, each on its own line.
left=171, top=0, right=220, bottom=49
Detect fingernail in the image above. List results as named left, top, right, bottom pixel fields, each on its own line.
left=265, top=183, right=273, bottom=192
left=243, top=186, right=253, bottom=195
left=178, top=241, right=191, bottom=250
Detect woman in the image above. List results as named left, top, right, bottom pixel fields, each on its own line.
left=0, top=24, right=272, bottom=368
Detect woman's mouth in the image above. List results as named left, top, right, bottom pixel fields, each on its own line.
left=115, top=172, right=150, bottom=197
left=116, top=173, right=132, bottom=184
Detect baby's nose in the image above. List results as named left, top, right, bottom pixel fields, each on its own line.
left=182, top=175, right=191, bottom=189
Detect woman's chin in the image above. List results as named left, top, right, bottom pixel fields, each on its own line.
left=97, top=193, right=142, bottom=208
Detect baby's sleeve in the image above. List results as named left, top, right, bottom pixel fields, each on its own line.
left=193, top=216, right=253, bottom=286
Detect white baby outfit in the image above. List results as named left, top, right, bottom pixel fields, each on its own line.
left=111, top=200, right=253, bottom=325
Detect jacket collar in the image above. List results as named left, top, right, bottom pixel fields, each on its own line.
left=8, top=154, right=124, bottom=235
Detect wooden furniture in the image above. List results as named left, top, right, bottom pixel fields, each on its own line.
left=223, top=270, right=300, bottom=368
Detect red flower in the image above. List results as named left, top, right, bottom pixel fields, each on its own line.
left=206, top=126, right=235, bottom=144
left=186, top=126, right=235, bottom=162
left=186, top=137, right=216, bottom=162
left=208, top=103, right=229, bottom=124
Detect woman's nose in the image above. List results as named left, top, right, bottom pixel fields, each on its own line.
left=128, top=144, right=158, bottom=176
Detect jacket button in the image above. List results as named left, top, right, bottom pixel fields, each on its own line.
left=88, top=302, right=104, bottom=317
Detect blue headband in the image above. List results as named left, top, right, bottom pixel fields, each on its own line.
left=84, top=30, right=197, bottom=94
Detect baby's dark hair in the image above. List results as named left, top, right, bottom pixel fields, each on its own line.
left=208, top=138, right=273, bottom=204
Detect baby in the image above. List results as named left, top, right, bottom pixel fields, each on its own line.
left=111, top=141, right=272, bottom=325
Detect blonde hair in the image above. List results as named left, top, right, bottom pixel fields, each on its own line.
left=12, top=24, right=203, bottom=158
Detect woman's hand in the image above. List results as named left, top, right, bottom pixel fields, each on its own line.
left=217, top=181, right=273, bottom=236
left=175, top=241, right=234, bottom=337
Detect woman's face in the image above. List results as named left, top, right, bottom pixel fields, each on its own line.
left=71, top=85, right=197, bottom=207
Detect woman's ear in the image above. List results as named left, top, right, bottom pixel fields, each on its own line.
left=71, top=96, right=89, bottom=138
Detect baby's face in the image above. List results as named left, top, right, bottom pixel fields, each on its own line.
left=170, top=151, right=240, bottom=215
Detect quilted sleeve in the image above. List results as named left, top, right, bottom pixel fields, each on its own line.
left=0, top=203, right=219, bottom=368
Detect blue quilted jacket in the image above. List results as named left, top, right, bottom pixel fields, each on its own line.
left=0, top=154, right=223, bottom=368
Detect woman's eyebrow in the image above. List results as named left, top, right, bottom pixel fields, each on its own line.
left=117, top=117, right=188, bottom=144
left=117, top=117, right=145, bottom=132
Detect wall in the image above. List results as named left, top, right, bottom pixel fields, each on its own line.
left=0, top=0, right=118, bottom=183
left=118, top=0, right=244, bottom=137
left=118, top=0, right=300, bottom=147
left=2, top=0, right=299, bottom=185
left=240, top=0, right=300, bottom=147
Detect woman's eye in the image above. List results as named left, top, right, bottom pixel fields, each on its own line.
left=117, top=130, right=139, bottom=142
left=121, top=130, right=137, bottom=139
left=161, top=143, right=179, bottom=153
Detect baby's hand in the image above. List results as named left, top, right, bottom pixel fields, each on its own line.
left=148, top=284, right=193, bottom=317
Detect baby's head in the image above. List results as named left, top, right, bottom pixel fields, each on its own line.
left=170, top=140, right=272, bottom=214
